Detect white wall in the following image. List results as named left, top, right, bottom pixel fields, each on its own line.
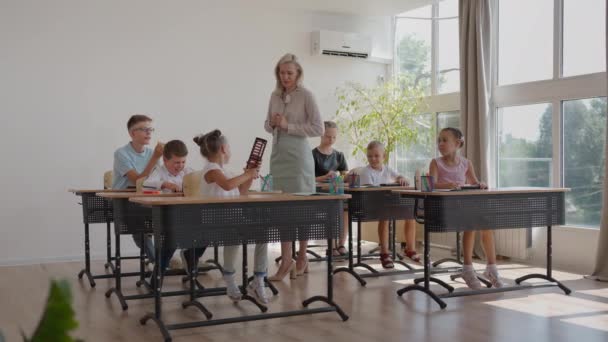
left=0, top=0, right=391, bottom=265
left=529, top=226, right=599, bottom=275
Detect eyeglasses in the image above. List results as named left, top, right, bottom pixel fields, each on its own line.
left=132, top=127, right=155, bottom=133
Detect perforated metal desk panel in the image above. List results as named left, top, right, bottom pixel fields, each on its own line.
left=131, top=194, right=351, bottom=249
left=392, top=187, right=571, bottom=309
left=129, top=194, right=352, bottom=339
left=393, top=187, right=566, bottom=232
left=69, top=188, right=136, bottom=287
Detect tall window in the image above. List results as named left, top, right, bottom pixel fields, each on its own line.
left=563, top=98, right=607, bottom=227
left=395, top=111, right=461, bottom=178
left=562, top=0, right=606, bottom=76
left=395, top=0, right=460, bottom=95
left=498, top=0, right=553, bottom=85
left=497, top=104, right=552, bottom=187
left=495, top=0, right=606, bottom=229
left=394, top=0, right=460, bottom=177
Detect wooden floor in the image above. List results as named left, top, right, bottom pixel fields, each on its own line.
left=1, top=245, right=608, bottom=342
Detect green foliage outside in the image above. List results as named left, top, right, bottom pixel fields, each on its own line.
left=334, top=74, right=427, bottom=164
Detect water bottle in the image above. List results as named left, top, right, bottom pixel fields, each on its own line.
left=336, top=176, right=345, bottom=194
left=262, top=174, right=273, bottom=192
left=328, top=173, right=336, bottom=194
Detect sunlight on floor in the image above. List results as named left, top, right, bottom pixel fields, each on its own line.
left=484, top=293, right=608, bottom=318
left=561, top=314, right=608, bottom=332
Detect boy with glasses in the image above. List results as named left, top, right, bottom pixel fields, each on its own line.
left=112, top=114, right=164, bottom=265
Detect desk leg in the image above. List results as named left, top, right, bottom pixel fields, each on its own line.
left=182, top=243, right=213, bottom=319
left=397, top=224, right=447, bottom=309
left=136, top=233, right=153, bottom=292
left=303, top=235, right=348, bottom=321
left=140, top=234, right=171, bottom=342
left=333, top=212, right=367, bottom=286
left=105, top=229, right=128, bottom=310
left=393, top=219, right=414, bottom=270
left=352, top=218, right=377, bottom=274
left=515, top=226, right=571, bottom=295
left=103, top=220, right=116, bottom=273
left=202, top=244, right=223, bottom=274
left=433, top=231, right=464, bottom=267
left=77, top=222, right=96, bottom=288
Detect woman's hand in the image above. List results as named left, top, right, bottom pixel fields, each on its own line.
left=276, top=114, right=288, bottom=131
left=477, top=182, right=488, bottom=189
left=270, top=113, right=280, bottom=128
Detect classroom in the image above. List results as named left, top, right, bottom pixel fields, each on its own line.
left=1, top=1, right=607, bottom=341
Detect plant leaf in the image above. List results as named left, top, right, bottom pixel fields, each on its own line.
left=28, top=279, right=80, bottom=342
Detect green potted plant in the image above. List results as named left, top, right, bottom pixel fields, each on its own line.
left=21, top=279, right=81, bottom=342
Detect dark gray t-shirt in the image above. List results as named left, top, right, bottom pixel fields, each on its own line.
left=312, top=148, right=348, bottom=177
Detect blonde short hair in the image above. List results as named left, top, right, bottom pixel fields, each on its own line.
left=367, top=140, right=385, bottom=151
left=274, top=53, right=303, bottom=93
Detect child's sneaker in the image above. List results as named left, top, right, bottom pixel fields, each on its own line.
left=247, top=276, right=270, bottom=305
left=169, top=255, right=182, bottom=270
left=223, top=273, right=242, bottom=302
left=462, top=267, right=482, bottom=290
left=483, top=265, right=504, bottom=288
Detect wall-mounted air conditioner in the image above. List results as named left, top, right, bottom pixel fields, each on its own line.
left=311, top=30, right=372, bottom=59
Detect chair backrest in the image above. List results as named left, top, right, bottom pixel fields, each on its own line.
left=103, top=170, right=113, bottom=189
left=135, top=177, right=146, bottom=193
left=183, top=170, right=203, bottom=197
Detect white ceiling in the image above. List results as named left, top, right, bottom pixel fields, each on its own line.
left=237, top=0, right=431, bottom=16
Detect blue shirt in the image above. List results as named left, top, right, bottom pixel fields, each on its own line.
left=112, top=143, right=154, bottom=189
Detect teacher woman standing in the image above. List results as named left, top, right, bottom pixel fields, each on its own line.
left=264, top=53, right=324, bottom=281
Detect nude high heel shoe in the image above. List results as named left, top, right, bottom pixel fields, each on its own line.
left=296, top=259, right=309, bottom=276
left=268, top=259, right=296, bottom=281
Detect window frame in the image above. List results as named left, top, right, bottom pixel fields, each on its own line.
left=492, top=0, right=607, bottom=229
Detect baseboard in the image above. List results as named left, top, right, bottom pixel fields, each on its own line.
left=0, top=250, right=141, bottom=267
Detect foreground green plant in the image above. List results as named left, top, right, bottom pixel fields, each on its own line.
left=23, top=279, right=82, bottom=342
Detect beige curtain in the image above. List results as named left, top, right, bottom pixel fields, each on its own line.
left=459, top=0, right=492, bottom=259
left=587, top=0, right=608, bottom=282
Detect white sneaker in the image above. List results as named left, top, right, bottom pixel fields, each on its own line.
left=169, top=255, right=182, bottom=270
left=223, top=274, right=242, bottom=302
left=483, top=268, right=505, bottom=288
left=462, top=269, right=483, bottom=290
left=247, top=277, right=270, bottom=305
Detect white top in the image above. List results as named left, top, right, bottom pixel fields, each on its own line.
left=200, top=162, right=240, bottom=198
left=142, top=164, right=193, bottom=191
left=356, top=165, right=402, bottom=186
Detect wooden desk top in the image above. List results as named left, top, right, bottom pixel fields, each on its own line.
left=393, top=187, right=569, bottom=197
left=316, top=183, right=413, bottom=192
left=130, top=193, right=352, bottom=206
left=69, top=188, right=135, bottom=194
left=97, top=192, right=183, bottom=199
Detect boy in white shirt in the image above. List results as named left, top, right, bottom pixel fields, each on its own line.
left=143, top=140, right=205, bottom=278
left=351, top=141, right=410, bottom=269
left=143, top=139, right=193, bottom=192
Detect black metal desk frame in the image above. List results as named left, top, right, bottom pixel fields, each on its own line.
left=395, top=190, right=572, bottom=309
left=138, top=198, right=349, bottom=342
